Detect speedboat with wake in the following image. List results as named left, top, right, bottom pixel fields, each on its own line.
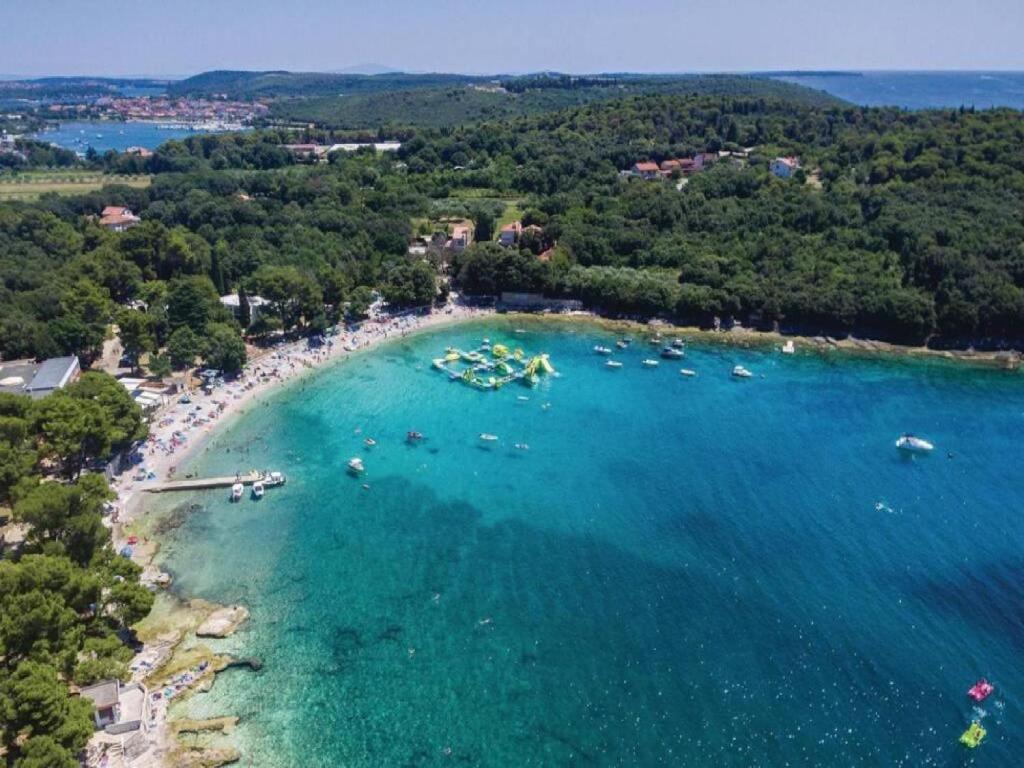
left=896, top=434, right=933, bottom=453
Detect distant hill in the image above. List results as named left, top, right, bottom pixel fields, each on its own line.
left=330, top=63, right=400, bottom=75
left=167, top=70, right=488, bottom=98
left=265, top=74, right=845, bottom=130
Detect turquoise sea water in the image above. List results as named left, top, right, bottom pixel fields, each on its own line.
left=157, top=319, right=1024, bottom=766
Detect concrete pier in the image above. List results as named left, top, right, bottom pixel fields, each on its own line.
left=145, top=472, right=275, bottom=493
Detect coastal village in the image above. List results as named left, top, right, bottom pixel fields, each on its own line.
left=38, top=95, right=266, bottom=130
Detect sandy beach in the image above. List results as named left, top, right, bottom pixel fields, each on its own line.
left=97, top=301, right=493, bottom=768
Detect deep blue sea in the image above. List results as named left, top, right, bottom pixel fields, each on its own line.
left=775, top=71, right=1024, bottom=110
left=30, top=121, right=215, bottom=153
left=157, top=319, right=1024, bottom=766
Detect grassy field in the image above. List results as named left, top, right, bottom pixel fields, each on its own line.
left=496, top=201, right=524, bottom=231
left=0, top=171, right=152, bottom=201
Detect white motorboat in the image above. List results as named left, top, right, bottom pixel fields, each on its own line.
left=642, top=359, right=659, bottom=368
left=671, top=338, right=685, bottom=349
left=251, top=481, right=265, bottom=499
left=896, top=434, right=933, bottom=453
left=781, top=340, right=796, bottom=355
left=732, top=365, right=753, bottom=378
left=594, top=345, right=613, bottom=355
left=605, top=360, right=623, bottom=369
left=230, top=482, right=244, bottom=501
left=680, top=368, right=697, bottom=377
left=347, top=457, right=365, bottom=473
left=660, top=347, right=684, bottom=359
left=479, top=433, right=499, bottom=442
left=264, top=471, right=286, bottom=487
left=363, top=438, right=376, bottom=447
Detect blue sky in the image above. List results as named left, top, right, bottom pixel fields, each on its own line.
left=2, top=0, right=1021, bottom=77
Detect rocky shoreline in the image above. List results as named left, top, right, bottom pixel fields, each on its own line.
left=103, top=304, right=494, bottom=767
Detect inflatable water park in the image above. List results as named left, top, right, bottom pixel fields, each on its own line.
left=432, top=339, right=556, bottom=391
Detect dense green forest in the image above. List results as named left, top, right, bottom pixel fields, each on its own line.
left=264, top=74, right=841, bottom=129
left=0, top=375, right=153, bottom=767
left=2, top=93, right=1024, bottom=367
left=1, top=87, right=1023, bottom=763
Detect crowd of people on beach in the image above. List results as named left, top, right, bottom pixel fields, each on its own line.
left=110, top=305, right=489, bottom=511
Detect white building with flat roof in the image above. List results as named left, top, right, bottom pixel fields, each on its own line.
left=0, top=356, right=80, bottom=399
left=220, top=294, right=269, bottom=326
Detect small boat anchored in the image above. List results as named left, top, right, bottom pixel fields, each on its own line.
left=605, top=360, right=623, bottom=369
left=660, top=346, right=684, bottom=359
left=680, top=368, right=697, bottom=377
left=230, top=482, right=244, bottom=502
left=363, top=438, right=376, bottom=447
left=896, top=434, right=933, bottom=453
left=264, top=471, right=286, bottom=487
left=781, top=340, right=796, bottom=355
left=594, top=345, right=613, bottom=355
left=642, top=359, right=659, bottom=368
left=347, top=457, right=365, bottom=474
left=732, top=365, right=753, bottom=378
left=251, top=481, right=265, bottom=500
left=479, top=433, right=499, bottom=442
left=407, top=431, right=424, bottom=442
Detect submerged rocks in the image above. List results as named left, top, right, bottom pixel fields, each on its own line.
left=223, top=657, right=263, bottom=672
left=196, top=605, right=249, bottom=638
left=172, top=716, right=239, bottom=736
left=169, top=746, right=241, bottom=767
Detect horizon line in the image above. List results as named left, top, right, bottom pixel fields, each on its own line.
left=3, top=67, right=1024, bottom=82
